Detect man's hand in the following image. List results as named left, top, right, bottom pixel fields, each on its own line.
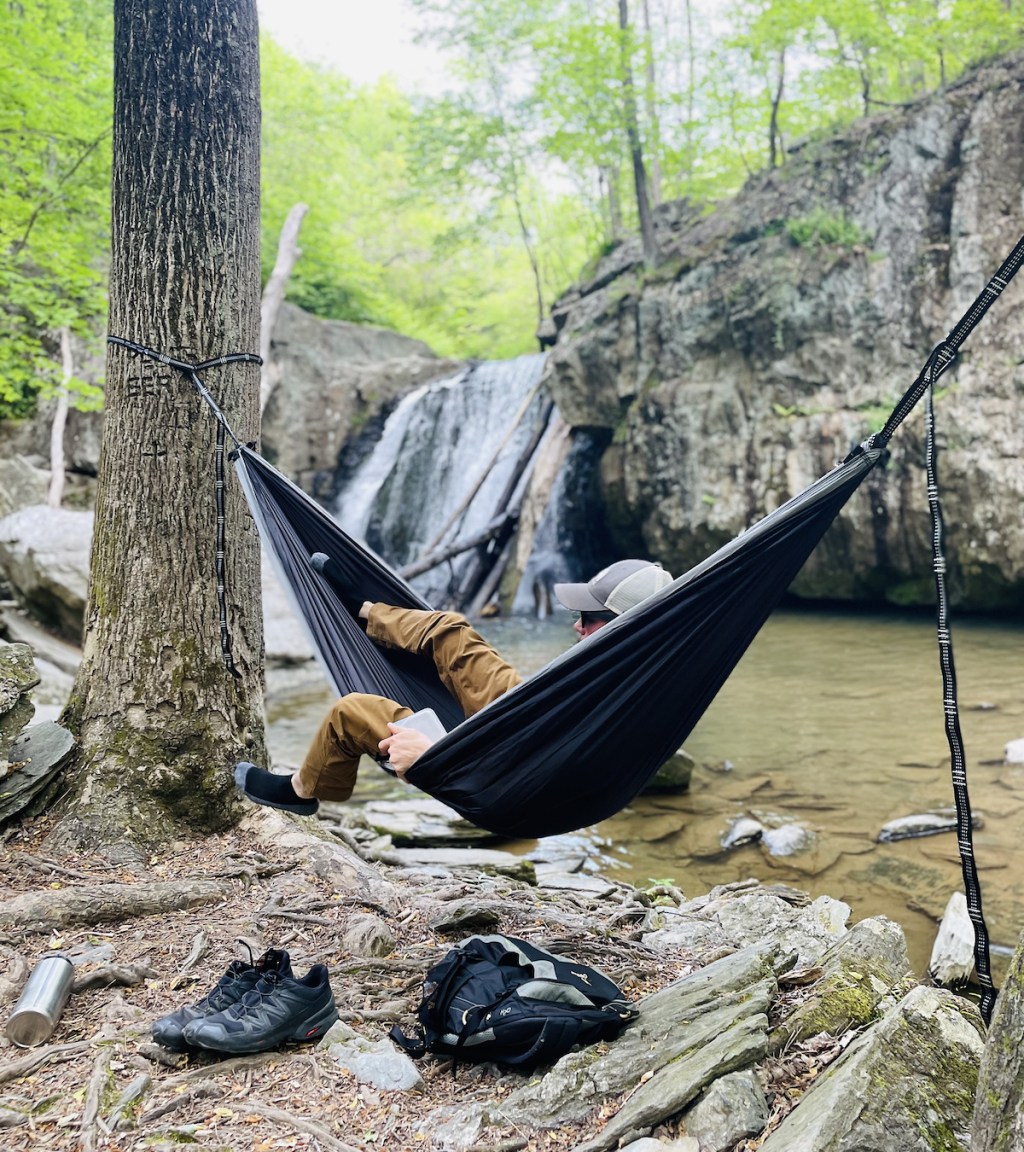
left=379, top=722, right=434, bottom=779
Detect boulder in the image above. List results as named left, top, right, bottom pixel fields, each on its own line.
left=973, top=928, right=1024, bottom=1152
left=0, top=506, right=92, bottom=641
left=680, top=1069, right=769, bottom=1152
left=759, top=985, right=983, bottom=1151
left=769, top=916, right=911, bottom=1050
left=0, top=457, right=48, bottom=520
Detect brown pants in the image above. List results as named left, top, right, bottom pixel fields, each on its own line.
left=293, top=604, right=522, bottom=802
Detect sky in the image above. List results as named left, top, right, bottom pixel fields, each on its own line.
left=257, top=0, right=446, bottom=91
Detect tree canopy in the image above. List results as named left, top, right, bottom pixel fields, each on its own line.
left=1, top=0, right=1022, bottom=419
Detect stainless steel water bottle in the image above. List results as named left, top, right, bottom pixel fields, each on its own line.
left=5, top=954, right=74, bottom=1047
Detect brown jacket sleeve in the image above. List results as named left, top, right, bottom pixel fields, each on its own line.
left=366, top=604, right=522, bottom=718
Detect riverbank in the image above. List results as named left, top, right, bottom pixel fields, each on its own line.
left=0, top=799, right=986, bottom=1151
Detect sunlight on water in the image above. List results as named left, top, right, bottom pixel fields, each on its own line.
left=267, top=607, right=1024, bottom=979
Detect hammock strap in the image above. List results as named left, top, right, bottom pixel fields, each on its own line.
left=925, top=380, right=996, bottom=1024
left=106, top=334, right=261, bottom=678
left=857, top=233, right=1024, bottom=455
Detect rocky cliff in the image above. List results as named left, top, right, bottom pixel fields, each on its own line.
left=541, top=52, right=1024, bottom=612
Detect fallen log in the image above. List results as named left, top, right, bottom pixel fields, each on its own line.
left=398, top=513, right=517, bottom=580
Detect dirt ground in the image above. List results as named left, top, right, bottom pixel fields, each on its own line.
left=0, top=810, right=834, bottom=1152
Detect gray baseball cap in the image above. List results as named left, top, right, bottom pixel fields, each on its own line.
left=554, top=559, right=673, bottom=616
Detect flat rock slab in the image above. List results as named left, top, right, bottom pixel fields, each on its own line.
left=354, top=797, right=497, bottom=845
left=0, top=721, right=75, bottom=824
left=388, top=847, right=536, bottom=883
left=534, top=867, right=617, bottom=896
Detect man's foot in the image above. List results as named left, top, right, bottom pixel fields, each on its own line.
left=233, top=762, right=319, bottom=816
left=150, top=947, right=292, bottom=1051
left=181, top=962, right=339, bottom=1054
left=309, top=552, right=366, bottom=618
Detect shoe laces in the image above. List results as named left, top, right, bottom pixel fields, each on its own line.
left=227, top=970, right=283, bottom=1018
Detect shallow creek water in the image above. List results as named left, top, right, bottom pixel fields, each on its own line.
left=266, top=608, right=1024, bottom=981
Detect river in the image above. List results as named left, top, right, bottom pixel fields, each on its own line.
left=265, top=606, right=1024, bottom=981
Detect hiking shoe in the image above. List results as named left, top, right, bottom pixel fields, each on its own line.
left=150, top=948, right=292, bottom=1051
left=234, top=762, right=319, bottom=816
left=182, top=962, right=338, bottom=1054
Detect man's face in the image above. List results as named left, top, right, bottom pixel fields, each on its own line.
left=573, top=610, right=615, bottom=640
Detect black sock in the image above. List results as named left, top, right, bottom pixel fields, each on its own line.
left=233, top=763, right=319, bottom=815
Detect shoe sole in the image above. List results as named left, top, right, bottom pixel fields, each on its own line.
left=185, top=1000, right=339, bottom=1054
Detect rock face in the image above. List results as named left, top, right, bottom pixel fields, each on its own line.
left=542, top=53, right=1024, bottom=612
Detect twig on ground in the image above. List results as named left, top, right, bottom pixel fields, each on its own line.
left=240, top=1099, right=363, bottom=1152
left=138, top=1081, right=224, bottom=1123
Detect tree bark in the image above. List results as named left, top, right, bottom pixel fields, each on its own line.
left=259, top=201, right=308, bottom=414
left=57, top=0, right=264, bottom=856
left=618, top=0, right=657, bottom=267
left=46, top=327, right=72, bottom=509
left=973, top=929, right=1024, bottom=1151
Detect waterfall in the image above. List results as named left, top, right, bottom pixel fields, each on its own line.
left=334, top=354, right=554, bottom=609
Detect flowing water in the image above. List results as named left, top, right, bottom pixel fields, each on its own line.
left=266, top=607, right=1024, bottom=981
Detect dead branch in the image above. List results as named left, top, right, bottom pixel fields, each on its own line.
left=13, top=852, right=107, bottom=882
left=73, top=962, right=158, bottom=991
left=0, top=879, right=236, bottom=933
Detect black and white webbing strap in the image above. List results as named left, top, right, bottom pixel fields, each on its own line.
left=107, top=335, right=261, bottom=679
left=924, top=376, right=996, bottom=1025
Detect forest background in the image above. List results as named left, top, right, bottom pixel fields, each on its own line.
left=2, top=0, right=1023, bottom=425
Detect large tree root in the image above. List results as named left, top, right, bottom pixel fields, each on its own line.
left=0, top=879, right=236, bottom=934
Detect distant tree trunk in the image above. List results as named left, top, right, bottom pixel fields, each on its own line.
left=600, top=165, right=623, bottom=241
left=618, top=0, right=657, bottom=266
left=769, top=47, right=786, bottom=169
left=47, top=327, right=72, bottom=509
left=260, top=201, right=308, bottom=415
left=57, top=0, right=264, bottom=858
left=640, top=0, right=662, bottom=206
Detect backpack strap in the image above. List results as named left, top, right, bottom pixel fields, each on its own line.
left=388, top=1023, right=427, bottom=1058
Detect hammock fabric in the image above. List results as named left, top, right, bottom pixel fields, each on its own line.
left=238, top=442, right=879, bottom=839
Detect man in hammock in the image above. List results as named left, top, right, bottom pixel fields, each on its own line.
left=235, top=558, right=672, bottom=815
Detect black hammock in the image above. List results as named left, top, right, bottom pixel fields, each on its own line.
left=229, top=235, right=1024, bottom=843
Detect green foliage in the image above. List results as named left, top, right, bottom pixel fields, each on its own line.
left=2, top=0, right=1023, bottom=402
left=0, top=0, right=111, bottom=418
left=785, top=207, right=869, bottom=248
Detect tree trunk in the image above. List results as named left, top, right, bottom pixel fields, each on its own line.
left=57, top=0, right=264, bottom=858
left=47, top=327, right=72, bottom=509
left=618, top=0, right=657, bottom=267
left=259, top=201, right=308, bottom=415
left=769, top=47, right=786, bottom=169
left=640, top=0, right=662, bottom=206
left=972, top=929, right=1024, bottom=1151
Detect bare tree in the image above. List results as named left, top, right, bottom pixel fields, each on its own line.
left=618, top=0, right=657, bottom=266
left=260, top=201, right=308, bottom=414
left=46, top=327, right=72, bottom=509
left=56, top=0, right=264, bottom=857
